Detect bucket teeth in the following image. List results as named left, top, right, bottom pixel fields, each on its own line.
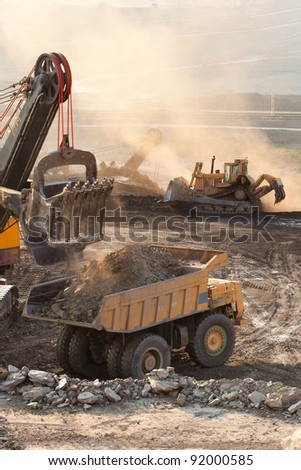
left=47, top=180, right=113, bottom=244
left=27, top=177, right=113, bottom=247
left=22, top=147, right=114, bottom=251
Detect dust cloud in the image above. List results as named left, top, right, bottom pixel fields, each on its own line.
left=248, top=147, right=301, bottom=213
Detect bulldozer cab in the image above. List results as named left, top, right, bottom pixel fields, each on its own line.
left=224, top=159, right=248, bottom=183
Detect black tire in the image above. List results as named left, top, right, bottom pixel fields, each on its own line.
left=121, top=333, right=171, bottom=379
left=68, top=328, right=107, bottom=379
left=106, top=336, right=124, bottom=379
left=0, top=286, right=19, bottom=334
left=56, top=325, right=75, bottom=375
left=188, top=313, right=235, bottom=367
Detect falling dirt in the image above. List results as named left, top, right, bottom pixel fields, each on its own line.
left=35, top=244, right=183, bottom=322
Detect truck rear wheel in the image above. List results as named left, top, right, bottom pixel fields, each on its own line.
left=68, top=328, right=107, bottom=379
left=56, top=325, right=75, bottom=375
left=106, top=336, right=124, bottom=379
left=187, top=313, right=235, bottom=367
left=121, top=333, right=171, bottom=379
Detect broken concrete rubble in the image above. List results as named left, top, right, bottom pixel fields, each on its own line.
left=0, top=365, right=301, bottom=422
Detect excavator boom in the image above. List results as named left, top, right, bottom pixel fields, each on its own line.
left=123, top=128, right=162, bottom=171
left=0, top=53, right=114, bottom=265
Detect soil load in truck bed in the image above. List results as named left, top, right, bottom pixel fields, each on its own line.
left=32, top=245, right=183, bottom=322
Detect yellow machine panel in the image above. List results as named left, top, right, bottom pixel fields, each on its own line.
left=0, top=218, right=20, bottom=267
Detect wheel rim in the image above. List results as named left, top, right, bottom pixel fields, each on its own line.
left=204, top=325, right=227, bottom=356
left=141, top=348, right=162, bottom=373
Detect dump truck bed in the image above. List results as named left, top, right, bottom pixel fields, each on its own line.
left=25, top=245, right=244, bottom=333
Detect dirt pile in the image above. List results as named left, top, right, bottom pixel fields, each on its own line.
left=39, top=245, right=183, bottom=322
left=105, top=168, right=164, bottom=197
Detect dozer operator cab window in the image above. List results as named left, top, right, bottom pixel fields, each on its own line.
left=225, top=163, right=239, bottom=182
left=242, top=162, right=248, bottom=174
left=232, top=164, right=239, bottom=175
left=224, top=164, right=231, bottom=182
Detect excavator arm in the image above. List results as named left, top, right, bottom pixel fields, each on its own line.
left=249, top=174, right=286, bottom=204
left=0, top=52, right=114, bottom=266
left=0, top=53, right=67, bottom=231
left=123, top=128, right=162, bottom=171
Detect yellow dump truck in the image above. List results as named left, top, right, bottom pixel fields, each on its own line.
left=25, top=245, right=247, bottom=380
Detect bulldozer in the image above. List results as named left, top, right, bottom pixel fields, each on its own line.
left=162, top=156, right=286, bottom=214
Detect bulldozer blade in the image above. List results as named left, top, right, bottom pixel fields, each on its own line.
left=160, top=180, right=251, bottom=208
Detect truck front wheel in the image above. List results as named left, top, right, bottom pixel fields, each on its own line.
left=187, top=313, right=235, bottom=367
left=121, top=333, right=171, bottom=379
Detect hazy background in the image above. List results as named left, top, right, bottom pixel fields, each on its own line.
left=2, top=1, right=301, bottom=94
left=1, top=0, right=301, bottom=210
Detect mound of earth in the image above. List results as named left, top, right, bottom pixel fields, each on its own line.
left=104, top=168, right=164, bottom=197
left=39, top=244, right=183, bottom=322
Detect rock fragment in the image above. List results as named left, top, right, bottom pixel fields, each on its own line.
left=104, top=388, right=121, bottom=402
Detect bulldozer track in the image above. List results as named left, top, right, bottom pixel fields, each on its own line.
left=174, top=203, right=254, bottom=216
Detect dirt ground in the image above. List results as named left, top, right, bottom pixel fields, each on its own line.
left=0, top=192, right=301, bottom=450
left=1, top=395, right=299, bottom=451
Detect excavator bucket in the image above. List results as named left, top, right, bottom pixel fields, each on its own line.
left=0, top=146, right=114, bottom=265
left=25, top=147, right=113, bottom=245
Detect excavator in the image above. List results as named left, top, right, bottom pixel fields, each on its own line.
left=162, top=156, right=286, bottom=214
left=99, top=127, right=163, bottom=176
left=0, top=52, right=114, bottom=331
